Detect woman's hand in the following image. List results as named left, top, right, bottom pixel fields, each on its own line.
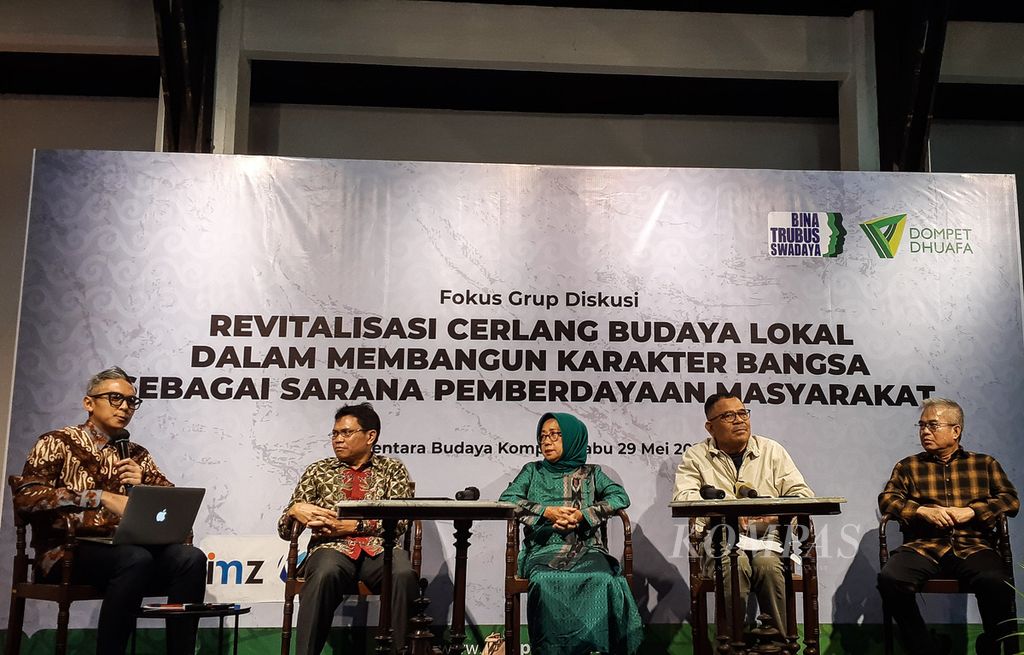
left=544, top=506, right=582, bottom=531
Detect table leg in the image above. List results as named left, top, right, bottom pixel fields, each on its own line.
left=376, top=518, right=399, bottom=655
left=779, top=517, right=799, bottom=655
left=708, top=517, right=730, bottom=655
left=449, top=519, right=473, bottom=655
left=219, top=615, right=225, bottom=654
left=725, top=516, right=746, bottom=655
left=798, top=516, right=819, bottom=655
left=233, top=612, right=240, bottom=655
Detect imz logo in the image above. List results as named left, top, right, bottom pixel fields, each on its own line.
left=206, top=551, right=265, bottom=585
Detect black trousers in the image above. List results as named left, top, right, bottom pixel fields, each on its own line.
left=877, top=548, right=1013, bottom=655
left=46, top=542, right=207, bottom=655
left=296, top=548, right=418, bottom=655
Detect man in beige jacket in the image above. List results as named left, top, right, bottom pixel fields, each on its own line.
left=673, top=392, right=813, bottom=635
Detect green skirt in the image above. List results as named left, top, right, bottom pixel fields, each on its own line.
left=524, top=551, right=643, bottom=655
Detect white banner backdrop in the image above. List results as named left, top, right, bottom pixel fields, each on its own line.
left=3, top=150, right=1022, bottom=635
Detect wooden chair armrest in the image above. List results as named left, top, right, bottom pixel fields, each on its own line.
left=997, top=514, right=1013, bottom=574
left=410, top=520, right=423, bottom=577
left=285, top=518, right=306, bottom=582
left=615, top=510, right=633, bottom=580
left=505, top=519, right=521, bottom=582
left=686, top=519, right=707, bottom=580
left=614, top=510, right=635, bottom=592
left=56, top=513, right=82, bottom=585
left=879, top=514, right=893, bottom=566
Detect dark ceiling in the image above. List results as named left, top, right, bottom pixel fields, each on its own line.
left=2, top=2, right=1021, bottom=123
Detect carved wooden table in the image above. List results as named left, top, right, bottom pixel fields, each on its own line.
left=337, top=499, right=517, bottom=655
left=671, top=497, right=846, bottom=655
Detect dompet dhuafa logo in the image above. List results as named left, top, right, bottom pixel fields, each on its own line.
left=860, top=213, right=907, bottom=258
left=767, top=212, right=846, bottom=257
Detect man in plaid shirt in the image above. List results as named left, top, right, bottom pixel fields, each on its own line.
left=878, top=397, right=1019, bottom=655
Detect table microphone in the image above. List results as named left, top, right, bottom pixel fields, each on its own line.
left=736, top=483, right=759, bottom=499
left=699, top=484, right=726, bottom=500
left=455, top=486, right=480, bottom=501
left=111, top=429, right=133, bottom=492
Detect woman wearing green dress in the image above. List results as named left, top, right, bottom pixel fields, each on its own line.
left=499, top=412, right=643, bottom=655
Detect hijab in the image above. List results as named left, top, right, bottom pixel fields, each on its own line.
left=536, top=411, right=588, bottom=473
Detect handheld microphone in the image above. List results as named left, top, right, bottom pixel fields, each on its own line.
left=455, top=486, right=480, bottom=501
left=111, top=429, right=133, bottom=492
left=699, top=484, right=726, bottom=500
left=736, top=483, right=759, bottom=499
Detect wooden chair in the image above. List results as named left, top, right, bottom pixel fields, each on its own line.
left=687, top=519, right=813, bottom=655
left=5, top=475, right=104, bottom=655
left=280, top=515, right=423, bottom=655
left=503, top=509, right=634, bottom=655
left=879, top=514, right=1018, bottom=655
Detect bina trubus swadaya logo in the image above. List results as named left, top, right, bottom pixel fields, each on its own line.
left=767, top=212, right=846, bottom=257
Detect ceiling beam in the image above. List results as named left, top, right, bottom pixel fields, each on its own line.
left=874, top=0, right=951, bottom=171
left=153, top=0, right=218, bottom=152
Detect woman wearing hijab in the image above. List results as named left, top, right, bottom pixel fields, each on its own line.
left=499, top=412, right=643, bottom=655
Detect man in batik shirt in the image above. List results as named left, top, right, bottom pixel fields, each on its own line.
left=878, top=397, right=1019, bottom=655
left=280, top=402, right=417, bottom=655
left=11, top=366, right=206, bottom=655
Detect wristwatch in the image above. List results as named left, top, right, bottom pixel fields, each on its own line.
left=355, top=519, right=366, bottom=535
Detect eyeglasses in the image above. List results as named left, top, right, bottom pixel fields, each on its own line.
left=916, top=421, right=959, bottom=432
left=89, top=392, right=143, bottom=410
left=708, top=409, right=751, bottom=423
left=330, top=428, right=366, bottom=440
left=539, top=431, right=562, bottom=444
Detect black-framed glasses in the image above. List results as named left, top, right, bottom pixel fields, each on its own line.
left=330, top=428, right=366, bottom=440
left=89, top=392, right=143, bottom=410
left=708, top=409, right=751, bottom=423
left=539, top=431, right=563, bottom=444
left=916, top=421, right=959, bottom=432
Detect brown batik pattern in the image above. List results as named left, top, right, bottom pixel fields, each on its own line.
left=11, top=422, right=172, bottom=573
left=278, top=454, right=412, bottom=559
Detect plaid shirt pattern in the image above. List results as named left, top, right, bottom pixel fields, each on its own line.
left=278, top=454, right=411, bottom=559
left=878, top=447, right=1019, bottom=562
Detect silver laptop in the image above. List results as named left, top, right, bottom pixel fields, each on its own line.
left=80, top=486, right=205, bottom=546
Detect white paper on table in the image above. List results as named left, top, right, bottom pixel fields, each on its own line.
left=737, top=535, right=784, bottom=553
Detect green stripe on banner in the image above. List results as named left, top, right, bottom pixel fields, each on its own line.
left=859, top=223, right=891, bottom=258
left=0, top=623, right=993, bottom=654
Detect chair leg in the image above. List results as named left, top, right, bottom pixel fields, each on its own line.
left=55, top=601, right=71, bottom=655
left=281, top=593, right=294, bottom=655
left=505, top=594, right=520, bottom=655
left=882, top=604, right=893, bottom=655
left=5, top=594, right=25, bottom=655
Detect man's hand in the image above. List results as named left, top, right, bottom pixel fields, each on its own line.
left=944, top=506, right=976, bottom=524
left=543, top=506, right=581, bottom=531
left=739, top=515, right=778, bottom=536
left=114, top=458, right=143, bottom=487
left=307, top=517, right=358, bottom=539
left=287, top=502, right=336, bottom=526
left=916, top=505, right=955, bottom=528
left=100, top=492, right=129, bottom=516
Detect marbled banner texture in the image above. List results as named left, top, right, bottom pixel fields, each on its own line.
left=3, top=150, right=1022, bottom=631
